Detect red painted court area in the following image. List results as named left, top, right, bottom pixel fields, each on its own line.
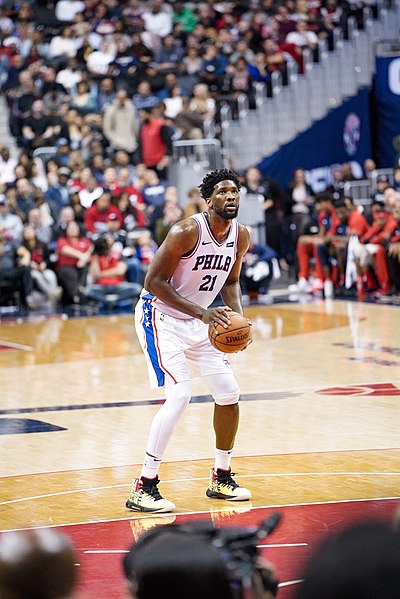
left=59, top=498, right=399, bottom=599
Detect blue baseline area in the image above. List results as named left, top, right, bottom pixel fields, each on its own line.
left=0, top=391, right=300, bottom=416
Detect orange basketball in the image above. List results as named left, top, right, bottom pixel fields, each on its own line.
left=208, top=311, right=251, bottom=353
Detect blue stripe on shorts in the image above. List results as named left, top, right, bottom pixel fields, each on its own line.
left=142, top=299, right=165, bottom=387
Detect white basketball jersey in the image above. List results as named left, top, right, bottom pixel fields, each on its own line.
left=142, top=212, right=239, bottom=319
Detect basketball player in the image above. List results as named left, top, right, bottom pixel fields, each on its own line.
left=126, top=169, right=252, bottom=513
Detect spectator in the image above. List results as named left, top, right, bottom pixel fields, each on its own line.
left=182, top=186, right=208, bottom=218
left=45, top=166, right=73, bottom=219
left=0, top=528, right=77, bottom=599
left=371, top=175, right=390, bottom=204
left=103, top=89, right=139, bottom=158
left=132, top=79, right=160, bottom=112
left=70, top=80, right=97, bottom=115
left=0, top=223, right=34, bottom=308
left=154, top=186, right=183, bottom=245
left=48, top=26, right=78, bottom=61
left=78, top=176, right=103, bottom=210
left=15, top=177, right=36, bottom=221
left=86, top=39, right=115, bottom=77
left=84, top=190, right=122, bottom=236
left=0, top=146, right=18, bottom=185
left=55, top=57, right=82, bottom=92
left=56, top=220, right=92, bottom=304
left=141, top=0, right=173, bottom=41
left=114, top=191, right=147, bottom=233
left=22, top=224, right=62, bottom=307
left=317, top=199, right=368, bottom=298
left=21, top=99, right=58, bottom=151
left=241, top=225, right=280, bottom=304
left=83, top=236, right=141, bottom=309
left=27, top=207, right=53, bottom=246
left=97, top=76, right=116, bottom=112
left=295, top=521, right=400, bottom=599
left=284, top=167, right=315, bottom=262
left=0, top=194, right=23, bottom=242
left=138, top=106, right=173, bottom=179
left=141, top=168, right=167, bottom=228
left=154, top=33, right=184, bottom=73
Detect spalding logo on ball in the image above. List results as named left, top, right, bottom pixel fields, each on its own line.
left=208, top=311, right=251, bottom=353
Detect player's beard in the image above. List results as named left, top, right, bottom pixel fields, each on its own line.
left=214, top=204, right=239, bottom=220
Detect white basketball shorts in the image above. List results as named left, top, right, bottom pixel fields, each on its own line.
left=135, top=295, right=232, bottom=388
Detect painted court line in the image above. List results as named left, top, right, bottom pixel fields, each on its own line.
left=0, top=340, right=33, bottom=351
left=2, top=496, right=399, bottom=533
left=2, top=472, right=399, bottom=507
left=83, top=543, right=308, bottom=554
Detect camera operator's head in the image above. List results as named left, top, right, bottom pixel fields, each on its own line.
left=123, top=524, right=234, bottom=599
left=296, top=520, right=400, bottom=599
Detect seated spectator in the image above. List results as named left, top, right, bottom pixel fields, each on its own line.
left=295, top=521, right=400, bottom=599
left=45, top=166, right=73, bottom=220
left=70, top=80, right=97, bottom=116
left=15, top=177, right=36, bottom=221
left=48, top=26, right=78, bottom=60
left=134, top=229, right=157, bottom=278
left=96, top=76, right=116, bottom=112
left=132, top=80, right=160, bottom=112
left=0, top=223, right=34, bottom=308
left=387, top=201, right=400, bottom=296
left=53, top=206, right=77, bottom=240
left=22, top=224, right=62, bottom=307
left=141, top=0, right=173, bottom=42
left=141, top=169, right=167, bottom=229
left=56, top=220, right=93, bottom=304
left=78, top=175, right=103, bottom=210
left=248, top=52, right=272, bottom=85
left=182, top=187, right=208, bottom=218
left=27, top=207, right=53, bottom=246
left=56, top=57, right=83, bottom=93
left=83, top=236, right=141, bottom=309
left=371, top=175, right=390, bottom=204
left=0, top=146, right=18, bottom=186
left=21, top=99, right=59, bottom=151
left=114, top=191, right=147, bottom=233
left=86, top=39, right=115, bottom=77
left=84, top=190, right=122, bottom=237
left=180, top=46, right=203, bottom=77
left=153, top=33, right=184, bottom=73
left=288, top=192, right=337, bottom=294
left=317, top=199, right=369, bottom=298
left=241, top=225, right=280, bottom=304
left=189, top=83, right=216, bottom=121
left=0, top=194, right=23, bottom=242
left=285, top=17, right=318, bottom=53
left=0, top=528, right=77, bottom=599
left=154, top=188, right=183, bottom=245
left=353, top=209, right=397, bottom=299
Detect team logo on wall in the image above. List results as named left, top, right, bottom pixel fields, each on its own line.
left=343, top=112, right=361, bottom=156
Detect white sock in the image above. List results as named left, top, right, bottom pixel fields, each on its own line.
left=215, top=448, right=233, bottom=471
left=140, top=452, right=162, bottom=480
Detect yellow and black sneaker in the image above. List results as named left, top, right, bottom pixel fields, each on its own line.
left=206, top=468, right=251, bottom=501
left=126, top=476, right=175, bottom=513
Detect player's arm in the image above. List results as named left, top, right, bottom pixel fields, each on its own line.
left=220, top=224, right=250, bottom=316
left=144, top=219, right=230, bottom=327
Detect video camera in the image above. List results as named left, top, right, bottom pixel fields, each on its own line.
left=174, top=512, right=281, bottom=599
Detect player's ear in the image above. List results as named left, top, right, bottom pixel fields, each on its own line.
left=205, top=197, right=212, bottom=208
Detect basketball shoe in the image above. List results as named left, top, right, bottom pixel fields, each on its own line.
left=126, top=476, right=175, bottom=513
left=206, top=468, right=252, bottom=501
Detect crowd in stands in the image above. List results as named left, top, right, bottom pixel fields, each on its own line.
left=0, top=0, right=400, bottom=312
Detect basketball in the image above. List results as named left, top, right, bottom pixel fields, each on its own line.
left=208, top=311, right=251, bottom=353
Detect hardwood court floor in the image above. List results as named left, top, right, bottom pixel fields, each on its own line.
left=1, top=299, right=399, bottom=598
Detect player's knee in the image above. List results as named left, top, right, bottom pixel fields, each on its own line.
left=213, top=381, right=240, bottom=406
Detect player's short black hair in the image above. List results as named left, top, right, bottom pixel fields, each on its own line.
left=199, top=168, right=241, bottom=200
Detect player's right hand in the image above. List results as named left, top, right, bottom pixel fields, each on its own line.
left=201, top=306, right=232, bottom=330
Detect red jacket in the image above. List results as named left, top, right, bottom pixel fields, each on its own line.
left=84, top=205, right=123, bottom=234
